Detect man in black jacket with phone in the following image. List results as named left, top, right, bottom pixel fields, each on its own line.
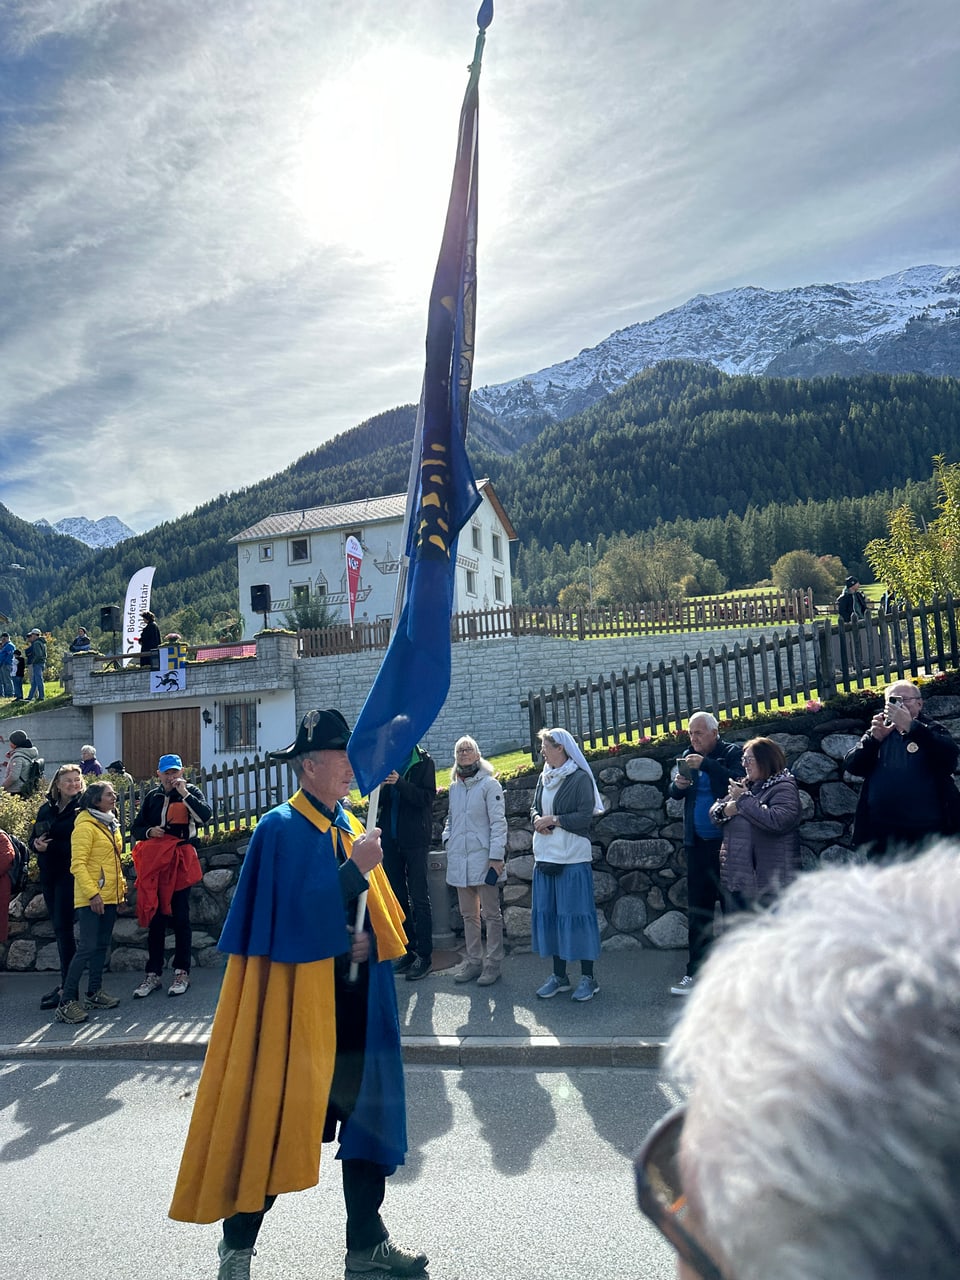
left=377, top=745, right=437, bottom=981
left=668, top=711, right=743, bottom=996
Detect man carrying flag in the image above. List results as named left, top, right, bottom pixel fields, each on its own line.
left=169, top=709, right=427, bottom=1279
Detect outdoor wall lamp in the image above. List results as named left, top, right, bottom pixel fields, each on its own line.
left=202, top=708, right=213, bottom=726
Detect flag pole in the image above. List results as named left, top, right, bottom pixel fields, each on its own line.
left=349, top=2, right=492, bottom=979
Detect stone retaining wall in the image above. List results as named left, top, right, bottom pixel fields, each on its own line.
left=7, top=694, right=960, bottom=971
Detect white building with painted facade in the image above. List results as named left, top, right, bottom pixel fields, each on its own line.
left=230, top=479, right=516, bottom=640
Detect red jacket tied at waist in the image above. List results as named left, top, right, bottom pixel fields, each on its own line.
left=132, top=835, right=203, bottom=926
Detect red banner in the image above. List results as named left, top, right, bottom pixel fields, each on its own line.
left=345, top=536, right=363, bottom=627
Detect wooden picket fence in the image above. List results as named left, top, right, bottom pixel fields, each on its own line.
left=112, top=755, right=297, bottom=851
left=298, top=588, right=813, bottom=655
left=521, top=597, right=960, bottom=756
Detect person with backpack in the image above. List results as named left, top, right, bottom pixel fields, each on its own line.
left=25, top=628, right=47, bottom=701
left=2, top=729, right=43, bottom=797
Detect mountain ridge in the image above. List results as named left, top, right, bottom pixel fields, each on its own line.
left=473, top=264, right=960, bottom=433
left=33, top=515, right=136, bottom=548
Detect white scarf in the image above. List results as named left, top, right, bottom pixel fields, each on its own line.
left=544, top=729, right=605, bottom=815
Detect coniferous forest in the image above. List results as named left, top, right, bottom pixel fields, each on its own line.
left=5, top=363, right=959, bottom=636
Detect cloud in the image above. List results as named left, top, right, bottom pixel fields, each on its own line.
left=0, top=0, right=957, bottom=527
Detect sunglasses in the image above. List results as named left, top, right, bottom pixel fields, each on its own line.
left=634, top=1106, right=726, bottom=1280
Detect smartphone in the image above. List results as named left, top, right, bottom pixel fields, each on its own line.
left=676, top=757, right=696, bottom=779
left=484, top=865, right=500, bottom=885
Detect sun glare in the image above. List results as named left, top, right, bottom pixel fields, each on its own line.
left=287, top=49, right=474, bottom=283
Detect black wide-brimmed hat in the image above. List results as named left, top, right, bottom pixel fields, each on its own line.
left=268, top=709, right=352, bottom=760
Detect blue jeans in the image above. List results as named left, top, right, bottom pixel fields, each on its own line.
left=0, top=664, right=12, bottom=697
left=28, top=663, right=45, bottom=700
left=12, top=674, right=24, bottom=698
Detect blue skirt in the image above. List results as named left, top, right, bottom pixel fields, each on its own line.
left=530, top=861, right=601, bottom=961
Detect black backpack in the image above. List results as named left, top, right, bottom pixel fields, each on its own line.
left=24, top=757, right=45, bottom=795
left=7, top=833, right=30, bottom=896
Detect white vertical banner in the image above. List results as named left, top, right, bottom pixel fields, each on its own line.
left=123, top=565, right=156, bottom=666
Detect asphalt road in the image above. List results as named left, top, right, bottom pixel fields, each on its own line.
left=0, top=1058, right=681, bottom=1280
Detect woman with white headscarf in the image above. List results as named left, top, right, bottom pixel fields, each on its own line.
left=530, top=727, right=605, bottom=1002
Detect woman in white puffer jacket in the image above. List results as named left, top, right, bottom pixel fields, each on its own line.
left=443, top=736, right=508, bottom=986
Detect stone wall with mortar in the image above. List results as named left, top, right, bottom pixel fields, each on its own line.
left=10, top=694, right=957, bottom=971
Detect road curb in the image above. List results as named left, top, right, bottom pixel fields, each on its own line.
left=1, top=1033, right=667, bottom=1068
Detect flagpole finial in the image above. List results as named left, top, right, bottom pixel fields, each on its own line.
left=477, top=1, right=494, bottom=32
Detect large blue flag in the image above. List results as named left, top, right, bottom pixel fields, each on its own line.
left=348, top=4, right=493, bottom=797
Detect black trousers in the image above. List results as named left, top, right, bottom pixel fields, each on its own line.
left=221, top=1159, right=387, bottom=1252
left=146, top=885, right=192, bottom=973
left=40, top=870, right=77, bottom=985
left=382, top=842, right=432, bottom=959
left=685, top=836, right=724, bottom=978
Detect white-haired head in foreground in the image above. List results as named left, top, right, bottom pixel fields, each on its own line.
left=666, top=844, right=960, bottom=1280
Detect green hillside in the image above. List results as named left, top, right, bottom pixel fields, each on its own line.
left=0, top=506, right=94, bottom=622
left=484, top=362, right=960, bottom=545
left=14, top=362, right=960, bottom=637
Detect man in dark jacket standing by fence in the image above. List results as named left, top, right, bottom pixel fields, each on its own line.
left=668, top=711, right=743, bottom=996
left=843, top=680, right=960, bottom=856
left=378, top=745, right=437, bottom=982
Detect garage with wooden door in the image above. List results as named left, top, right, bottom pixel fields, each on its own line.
left=123, top=708, right=201, bottom=780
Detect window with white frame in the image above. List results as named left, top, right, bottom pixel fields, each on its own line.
left=466, top=568, right=478, bottom=595
left=491, top=532, right=503, bottom=561
left=289, top=537, right=310, bottom=564
left=259, top=544, right=274, bottom=562
left=292, top=584, right=310, bottom=608
left=221, top=699, right=258, bottom=753
left=494, top=574, right=505, bottom=603
left=471, top=525, right=482, bottom=552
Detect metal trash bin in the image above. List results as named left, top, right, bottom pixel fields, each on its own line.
left=426, top=847, right=457, bottom=949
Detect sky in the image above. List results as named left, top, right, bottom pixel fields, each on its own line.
left=1, top=0, right=957, bottom=532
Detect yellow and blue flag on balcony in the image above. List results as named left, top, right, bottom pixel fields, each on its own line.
left=348, top=3, right=492, bottom=797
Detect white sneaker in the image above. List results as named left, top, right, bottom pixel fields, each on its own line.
left=133, top=973, right=162, bottom=999
left=670, top=975, right=696, bottom=996
left=168, top=969, right=190, bottom=997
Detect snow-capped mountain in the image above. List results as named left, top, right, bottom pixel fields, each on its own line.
left=34, top=515, right=135, bottom=548
left=473, top=265, right=960, bottom=433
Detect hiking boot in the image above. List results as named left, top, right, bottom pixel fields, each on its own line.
left=476, top=965, right=501, bottom=986
left=40, top=986, right=62, bottom=1011
left=571, top=975, right=600, bottom=1002
left=168, top=969, right=190, bottom=997
left=452, top=961, right=483, bottom=983
left=670, top=975, right=696, bottom=996
left=84, top=989, right=121, bottom=1009
left=345, top=1237, right=428, bottom=1275
left=217, top=1240, right=255, bottom=1280
left=392, top=953, right=416, bottom=975
left=536, top=973, right=572, bottom=998
left=55, top=1000, right=89, bottom=1024
left=405, top=956, right=433, bottom=981
left=133, top=973, right=162, bottom=999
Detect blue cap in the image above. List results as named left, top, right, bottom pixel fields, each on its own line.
left=158, top=753, right=183, bottom=772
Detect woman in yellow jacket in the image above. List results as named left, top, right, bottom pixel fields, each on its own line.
left=56, top=781, right=126, bottom=1025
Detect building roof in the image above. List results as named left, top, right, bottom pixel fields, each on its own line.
left=230, top=478, right=516, bottom=543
